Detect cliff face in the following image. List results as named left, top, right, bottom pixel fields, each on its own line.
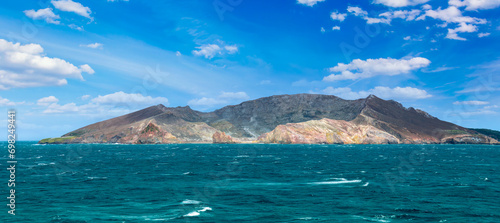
left=257, top=118, right=399, bottom=144
left=41, top=94, right=498, bottom=145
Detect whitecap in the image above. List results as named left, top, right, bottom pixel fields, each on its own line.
left=183, top=207, right=212, bottom=217
left=308, top=179, right=362, bottom=185
left=183, top=212, right=200, bottom=217
left=362, top=182, right=369, bottom=187
left=181, top=199, right=201, bottom=205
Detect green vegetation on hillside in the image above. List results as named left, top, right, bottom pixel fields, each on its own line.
left=470, top=128, right=500, bottom=141
left=39, top=136, right=76, bottom=144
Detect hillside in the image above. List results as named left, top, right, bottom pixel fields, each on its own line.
left=40, top=94, right=499, bottom=145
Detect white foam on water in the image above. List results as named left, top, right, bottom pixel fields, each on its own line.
left=181, top=199, right=201, bottom=205
left=236, top=155, right=250, bottom=158
left=183, top=207, right=212, bottom=217
left=362, top=182, right=370, bottom=187
left=183, top=212, right=200, bottom=217
left=199, top=207, right=212, bottom=212
left=308, top=179, right=362, bottom=185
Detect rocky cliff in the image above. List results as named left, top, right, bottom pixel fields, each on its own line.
left=39, top=94, right=499, bottom=145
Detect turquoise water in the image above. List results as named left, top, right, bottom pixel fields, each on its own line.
left=1, top=142, right=499, bottom=222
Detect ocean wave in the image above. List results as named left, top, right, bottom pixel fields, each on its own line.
left=183, top=207, right=212, bottom=217
left=308, top=179, right=362, bottom=185
left=181, top=199, right=201, bottom=205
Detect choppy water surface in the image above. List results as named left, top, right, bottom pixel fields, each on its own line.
left=1, top=142, right=499, bottom=222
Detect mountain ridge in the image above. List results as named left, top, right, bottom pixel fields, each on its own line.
left=42, top=93, right=498, bottom=145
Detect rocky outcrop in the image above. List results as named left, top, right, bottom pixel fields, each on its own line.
left=135, top=122, right=178, bottom=144
left=257, top=118, right=399, bottom=144
left=212, top=132, right=237, bottom=144
left=40, top=94, right=499, bottom=145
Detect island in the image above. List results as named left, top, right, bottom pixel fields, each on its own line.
left=39, top=94, right=500, bottom=145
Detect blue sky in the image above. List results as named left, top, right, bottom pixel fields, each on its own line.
left=0, top=0, right=499, bottom=140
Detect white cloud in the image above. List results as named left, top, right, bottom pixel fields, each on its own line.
left=0, top=39, right=94, bottom=90
left=374, top=0, right=429, bottom=7
left=330, top=11, right=347, bottom=21
left=320, top=27, right=326, bottom=33
left=91, top=91, right=168, bottom=106
left=446, top=22, right=478, bottom=40
left=417, top=6, right=485, bottom=24
left=0, top=97, right=24, bottom=106
left=453, top=100, right=489, bottom=105
left=51, top=0, right=92, bottom=19
left=41, top=92, right=168, bottom=114
left=380, top=9, right=421, bottom=21
left=68, top=24, right=84, bottom=31
left=24, top=8, right=60, bottom=24
left=449, top=0, right=500, bottom=11
left=79, top=64, right=95, bottom=74
left=404, top=36, right=411, bottom=40
left=332, top=26, right=341, bottom=31
left=347, top=6, right=392, bottom=24
left=478, top=32, right=490, bottom=38
left=192, top=43, right=238, bottom=59
left=416, top=6, right=486, bottom=40
left=81, top=95, right=90, bottom=100
left=322, top=86, right=432, bottom=100
left=297, top=0, right=325, bottom=7
left=80, top=43, right=103, bottom=49
left=37, top=96, right=59, bottom=106
left=176, top=51, right=182, bottom=56
left=188, top=91, right=249, bottom=107
left=347, top=6, right=368, bottom=17
left=323, top=57, right=430, bottom=81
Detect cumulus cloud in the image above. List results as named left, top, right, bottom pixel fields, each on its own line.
left=453, top=100, right=489, bottom=105
left=478, top=32, right=490, bottom=38
left=373, top=0, right=429, bottom=7
left=330, top=11, right=347, bottom=21
left=37, top=96, right=59, bottom=106
left=449, top=0, right=500, bottom=11
left=347, top=6, right=368, bottom=17
left=39, top=92, right=168, bottom=114
left=416, top=6, right=486, bottom=40
left=323, top=57, right=431, bottom=81
left=192, top=43, right=238, bottom=59
left=80, top=43, right=103, bottom=49
left=0, top=97, right=24, bottom=106
left=332, top=26, right=341, bottom=31
left=188, top=91, right=249, bottom=107
left=0, top=39, right=94, bottom=90
left=347, top=6, right=392, bottom=24
left=380, top=9, right=421, bottom=21
left=24, top=8, right=60, bottom=24
left=446, top=22, right=478, bottom=40
left=297, top=0, right=325, bottom=7
left=51, top=0, right=92, bottom=19
left=322, top=86, right=432, bottom=100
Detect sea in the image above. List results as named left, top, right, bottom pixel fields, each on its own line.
left=1, top=142, right=499, bottom=222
